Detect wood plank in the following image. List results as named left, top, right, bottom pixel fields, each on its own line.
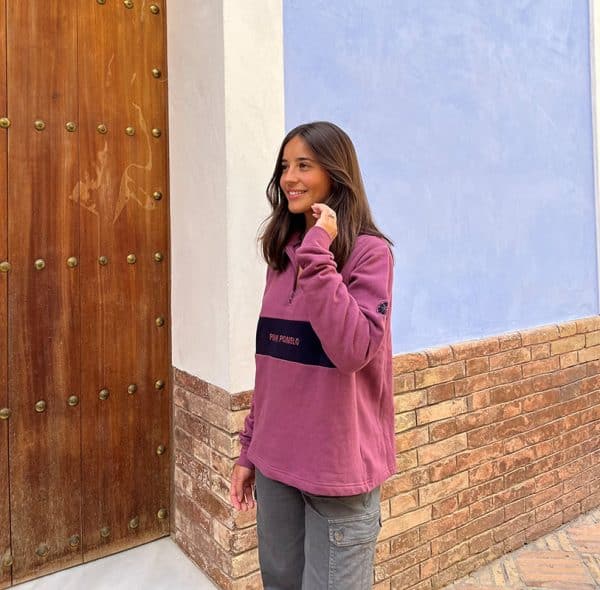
left=0, top=0, right=10, bottom=587
left=79, top=0, right=170, bottom=561
left=7, top=2, right=82, bottom=583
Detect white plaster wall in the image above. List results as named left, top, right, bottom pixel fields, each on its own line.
left=168, top=1, right=284, bottom=392
left=223, top=0, right=284, bottom=392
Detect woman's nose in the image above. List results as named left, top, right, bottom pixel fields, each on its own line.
left=282, top=167, right=297, bottom=184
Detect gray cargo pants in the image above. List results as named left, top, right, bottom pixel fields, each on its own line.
left=255, top=469, right=381, bottom=590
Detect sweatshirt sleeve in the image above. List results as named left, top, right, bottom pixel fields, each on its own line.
left=296, top=225, right=393, bottom=374
left=237, top=398, right=255, bottom=469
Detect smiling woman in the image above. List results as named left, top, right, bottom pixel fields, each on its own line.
left=230, top=121, right=395, bottom=589
left=280, top=135, right=332, bottom=218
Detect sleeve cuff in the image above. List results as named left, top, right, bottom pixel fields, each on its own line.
left=299, top=225, right=333, bottom=251
left=237, top=450, right=255, bottom=469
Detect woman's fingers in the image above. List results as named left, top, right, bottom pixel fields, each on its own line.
left=311, top=202, right=338, bottom=240
left=230, top=464, right=256, bottom=511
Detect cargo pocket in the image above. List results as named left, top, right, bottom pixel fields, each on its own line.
left=328, top=509, right=381, bottom=589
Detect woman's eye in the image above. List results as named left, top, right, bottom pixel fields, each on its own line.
left=299, top=163, right=308, bottom=169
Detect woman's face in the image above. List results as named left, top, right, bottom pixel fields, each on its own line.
left=280, top=135, right=332, bottom=219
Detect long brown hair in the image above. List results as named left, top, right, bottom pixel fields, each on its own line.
left=260, top=121, right=393, bottom=271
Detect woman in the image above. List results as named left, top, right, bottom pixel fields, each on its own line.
left=230, top=121, right=395, bottom=589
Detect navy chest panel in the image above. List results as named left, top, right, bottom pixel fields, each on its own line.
left=256, top=317, right=335, bottom=369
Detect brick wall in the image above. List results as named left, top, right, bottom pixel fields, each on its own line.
left=172, top=316, right=600, bottom=590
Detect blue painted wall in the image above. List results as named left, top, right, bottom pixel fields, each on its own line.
left=283, top=0, right=597, bottom=354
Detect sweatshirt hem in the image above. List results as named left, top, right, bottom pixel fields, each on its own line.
left=249, top=451, right=396, bottom=496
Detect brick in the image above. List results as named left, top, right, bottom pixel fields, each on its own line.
left=469, top=461, right=500, bottom=486
left=469, top=531, right=494, bottom=554
left=466, top=357, right=490, bottom=376
left=396, top=427, right=429, bottom=452
left=175, top=406, right=210, bottom=442
left=530, top=343, right=551, bottom=360
left=374, top=544, right=430, bottom=580
left=210, top=472, right=232, bottom=504
left=437, top=541, right=469, bottom=569
left=395, top=390, right=428, bottom=412
left=174, top=369, right=210, bottom=397
left=429, top=420, right=458, bottom=442
left=522, top=389, right=560, bottom=412
left=524, top=512, right=562, bottom=542
left=504, top=498, right=525, bottom=520
left=229, top=390, right=253, bottom=411
left=427, top=382, right=455, bottom=404
left=393, top=353, right=429, bottom=373
left=418, top=434, right=467, bottom=465
left=469, top=496, right=494, bottom=519
left=394, top=373, right=415, bottom=394
left=390, top=491, right=419, bottom=516
left=375, top=540, right=391, bottom=565
left=432, top=496, right=459, bottom=519
left=381, top=500, right=391, bottom=521
left=499, top=332, right=522, bottom=350
left=455, top=407, right=500, bottom=434
left=560, top=351, right=579, bottom=368
left=579, top=345, right=600, bottom=363
left=381, top=468, right=430, bottom=499
left=395, top=411, right=417, bottom=433
left=522, top=356, right=560, bottom=378
left=417, top=398, right=467, bottom=425
left=452, top=337, right=500, bottom=360
left=586, top=330, right=600, bottom=347
left=489, top=348, right=531, bottom=371
left=424, top=346, right=454, bottom=366
left=456, top=507, right=505, bottom=541
left=550, top=334, right=586, bottom=355
left=429, top=457, right=459, bottom=482
left=520, top=325, right=559, bottom=346
left=576, top=316, right=600, bottom=332
left=212, top=520, right=257, bottom=554
left=379, top=506, right=431, bottom=540
left=415, top=361, right=465, bottom=389
left=230, top=548, right=259, bottom=577
left=467, top=427, right=497, bottom=448
left=211, top=449, right=235, bottom=480
left=419, top=472, right=469, bottom=505
left=389, top=529, right=420, bottom=557
left=175, top=448, right=210, bottom=487
left=457, top=477, right=504, bottom=508
left=493, top=512, right=535, bottom=542
left=175, top=466, right=194, bottom=497
left=210, top=427, right=241, bottom=459
left=456, top=442, right=503, bottom=471
left=396, top=450, right=418, bottom=472
left=488, top=380, right=534, bottom=404
left=419, top=508, right=470, bottom=543
left=455, top=365, right=522, bottom=395
left=558, top=321, right=578, bottom=337
left=389, top=564, right=421, bottom=590
left=551, top=364, right=587, bottom=386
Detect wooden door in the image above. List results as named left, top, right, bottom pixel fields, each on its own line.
left=78, top=0, right=171, bottom=561
left=6, top=2, right=82, bottom=584
left=0, top=0, right=9, bottom=587
left=0, top=1, right=170, bottom=584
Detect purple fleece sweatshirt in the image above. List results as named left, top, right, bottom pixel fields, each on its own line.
left=238, top=225, right=396, bottom=495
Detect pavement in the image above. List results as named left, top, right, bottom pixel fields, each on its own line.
left=445, top=506, right=600, bottom=590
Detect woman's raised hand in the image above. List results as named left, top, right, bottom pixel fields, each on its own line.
left=311, top=203, right=338, bottom=240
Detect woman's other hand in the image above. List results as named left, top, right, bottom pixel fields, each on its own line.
left=311, top=203, right=338, bottom=240
left=230, top=464, right=256, bottom=511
